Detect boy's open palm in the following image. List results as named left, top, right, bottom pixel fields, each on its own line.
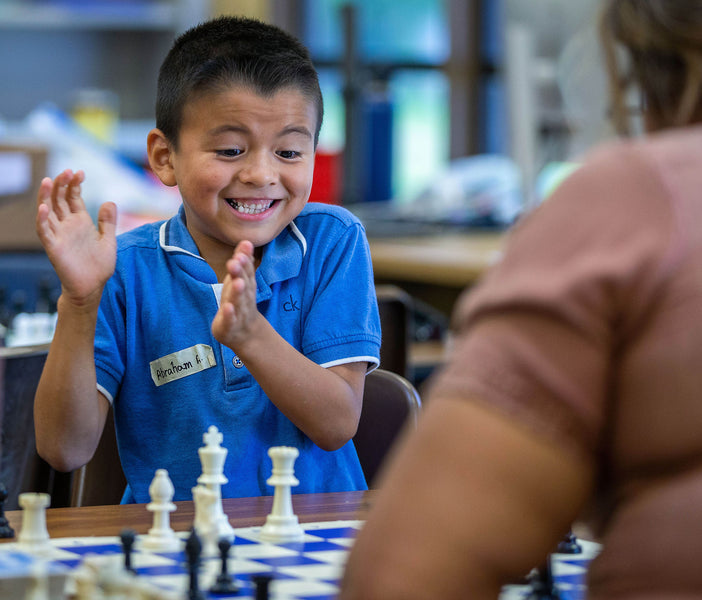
left=212, top=240, right=260, bottom=349
left=36, top=169, right=117, bottom=305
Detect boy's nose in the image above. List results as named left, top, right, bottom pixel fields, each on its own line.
left=238, top=152, right=276, bottom=186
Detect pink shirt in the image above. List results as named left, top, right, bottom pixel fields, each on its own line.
left=429, top=126, right=702, bottom=598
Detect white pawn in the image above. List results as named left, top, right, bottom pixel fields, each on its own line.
left=197, top=426, right=234, bottom=540
left=141, top=470, right=179, bottom=552
left=17, top=493, right=51, bottom=552
left=259, top=446, right=304, bottom=543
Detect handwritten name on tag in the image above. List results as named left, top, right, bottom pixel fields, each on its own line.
left=150, top=344, right=216, bottom=386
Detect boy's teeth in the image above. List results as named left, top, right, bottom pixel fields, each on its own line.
left=228, top=199, right=272, bottom=214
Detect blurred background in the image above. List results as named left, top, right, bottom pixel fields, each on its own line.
left=0, top=0, right=614, bottom=378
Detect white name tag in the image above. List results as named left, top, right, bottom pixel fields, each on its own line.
left=150, top=344, right=216, bottom=386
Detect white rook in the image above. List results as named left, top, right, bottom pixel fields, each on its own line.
left=18, top=492, right=51, bottom=550
left=260, top=446, right=304, bottom=543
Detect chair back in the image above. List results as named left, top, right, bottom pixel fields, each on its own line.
left=0, top=344, right=73, bottom=509
left=0, top=342, right=126, bottom=508
left=353, top=368, right=421, bottom=487
left=375, top=285, right=412, bottom=379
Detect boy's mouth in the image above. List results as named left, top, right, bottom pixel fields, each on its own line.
left=225, top=198, right=275, bottom=215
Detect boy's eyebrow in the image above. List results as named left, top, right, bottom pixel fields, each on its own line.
left=280, top=125, right=313, bottom=140
left=208, top=124, right=313, bottom=140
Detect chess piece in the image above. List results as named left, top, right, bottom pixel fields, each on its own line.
left=72, top=564, right=101, bottom=600
left=259, top=446, right=305, bottom=543
left=252, top=574, right=273, bottom=600
left=24, top=562, right=49, bottom=600
left=557, top=529, right=582, bottom=554
left=142, top=469, right=179, bottom=552
left=0, top=481, right=15, bottom=538
left=120, top=529, right=137, bottom=573
left=527, top=558, right=560, bottom=600
left=185, top=529, right=205, bottom=600
left=17, top=492, right=50, bottom=551
left=100, top=558, right=136, bottom=599
left=192, top=484, right=220, bottom=556
left=209, top=537, right=239, bottom=595
left=197, top=426, right=234, bottom=541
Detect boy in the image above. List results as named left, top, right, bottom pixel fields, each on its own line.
left=34, top=16, right=381, bottom=503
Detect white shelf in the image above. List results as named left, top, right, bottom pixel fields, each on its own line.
left=0, top=2, right=178, bottom=31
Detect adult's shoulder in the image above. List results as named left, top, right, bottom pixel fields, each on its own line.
left=539, top=127, right=699, bottom=225
left=572, top=125, right=702, bottom=193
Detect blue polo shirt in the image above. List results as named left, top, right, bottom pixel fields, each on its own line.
left=94, top=203, right=381, bottom=503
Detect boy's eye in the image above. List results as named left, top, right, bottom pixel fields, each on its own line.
left=278, top=150, right=301, bottom=160
left=217, top=149, right=243, bottom=157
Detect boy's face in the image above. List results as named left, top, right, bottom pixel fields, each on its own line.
left=166, top=85, right=317, bottom=265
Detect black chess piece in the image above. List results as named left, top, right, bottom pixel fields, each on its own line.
left=120, top=528, right=137, bottom=573
left=0, top=483, right=15, bottom=539
left=186, top=528, right=206, bottom=600
left=527, top=558, right=560, bottom=600
left=252, top=573, right=274, bottom=600
left=210, top=537, right=239, bottom=595
left=557, top=529, right=582, bottom=554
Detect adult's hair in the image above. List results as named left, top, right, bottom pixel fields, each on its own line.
left=600, top=0, right=702, bottom=135
left=156, top=15, right=324, bottom=148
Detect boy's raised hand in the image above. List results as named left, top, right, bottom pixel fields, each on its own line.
left=36, top=169, right=117, bottom=306
left=211, top=240, right=261, bottom=349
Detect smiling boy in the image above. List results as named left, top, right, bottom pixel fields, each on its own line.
left=33, top=16, right=381, bottom=502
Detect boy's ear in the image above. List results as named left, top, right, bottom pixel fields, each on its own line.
left=147, top=128, right=177, bottom=187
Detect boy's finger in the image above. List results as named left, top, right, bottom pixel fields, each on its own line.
left=50, top=169, right=70, bottom=205
left=51, top=170, right=73, bottom=219
left=97, top=202, right=118, bottom=239
left=66, top=170, right=87, bottom=212
left=37, top=177, right=53, bottom=207
left=235, top=240, right=255, bottom=257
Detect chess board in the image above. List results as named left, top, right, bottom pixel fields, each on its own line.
left=0, top=520, right=601, bottom=599
left=501, top=539, right=602, bottom=600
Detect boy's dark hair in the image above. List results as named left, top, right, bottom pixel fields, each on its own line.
left=156, top=15, right=324, bottom=147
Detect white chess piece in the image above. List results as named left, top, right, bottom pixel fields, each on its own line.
left=71, top=558, right=104, bottom=600
left=141, top=469, right=179, bottom=552
left=259, top=446, right=305, bottom=543
left=197, top=425, right=234, bottom=540
left=17, top=493, right=51, bottom=552
left=24, top=562, right=49, bottom=600
left=192, top=484, right=219, bottom=556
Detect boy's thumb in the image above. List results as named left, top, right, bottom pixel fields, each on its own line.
left=97, top=202, right=118, bottom=238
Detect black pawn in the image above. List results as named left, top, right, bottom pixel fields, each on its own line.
left=185, top=529, right=206, bottom=600
left=0, top=483, right=15, bottom=539
left=527, top=558, right=560, bottom=600
left=557, top=529, right=582, bottom=554
left=120, top=528, right=137, bottom=573
left=252, top=573, right=273, bottom=600
left=210, top=537, right=239, bottom=595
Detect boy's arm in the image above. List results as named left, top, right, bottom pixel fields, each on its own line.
left=211, top=240, right=368, bottom=451
left=34, top=298, right=112, bottom=471
left=232, top=318, right=366, bottom=451
left=33, top=170, right=117, bottom=471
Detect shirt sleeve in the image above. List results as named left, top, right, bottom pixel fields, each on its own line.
left=94, top=270, right=127, bottom=404
left=427, top=140, right=679, bottom=459
left=301, top=218, right=382, bottom=371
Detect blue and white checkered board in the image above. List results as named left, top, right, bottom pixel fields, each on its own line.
left=501, top=539, right=601, bottom=600
left=0, top=520, right=361, bottom=599
left=0, top=521, right=600, bottom=599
